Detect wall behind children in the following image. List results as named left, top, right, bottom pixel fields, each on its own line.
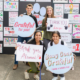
left=0, top=0, right=80, bottom=56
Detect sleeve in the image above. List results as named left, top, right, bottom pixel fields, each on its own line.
left=42, top=19, right=46, bottom=30
left=47, top=42, right=51, bottom=49
left=34, top=17, right=38, bottom=28
left=64, top=41, right=67, bottom=46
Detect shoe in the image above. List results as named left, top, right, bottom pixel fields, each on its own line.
left=46, top=68, right=49, bottom=71
left=13, top=64, right=18, bottom=70
left=24, top=72, right=29, bottom=79
left=34, top=74, right=39, bottom=80
left=60, top=77, right=65, bottom=80
left=52, top=77, right=58, bottom=80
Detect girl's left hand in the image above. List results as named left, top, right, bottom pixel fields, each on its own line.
left=74, top=56, right=76, bottom=60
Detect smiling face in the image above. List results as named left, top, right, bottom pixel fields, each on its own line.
left=35, top=32, right=42, bottom=42
left=47, top=8, right=52, bottom=17
left=26, top=6, right=33, bottom=14
left=52, top=33, right=60, bottom=43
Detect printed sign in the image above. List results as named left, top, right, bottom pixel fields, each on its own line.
left=20, top=0, right=35, bottom=1
left=47, top=18, right=69, bottom=33
left=4, top=38, right=17, bottom=47
left=4, top=2, right=18, bottom=11
left=0, top=11, right=3, bottom=21
left=14, top=15, right=36, bottom=37
left=69, top=0, right=80, bottom=3
left=0, top=32, right=3, bottom=41
left=0, top=22, right=3, bottom=31
left=0, top=44, right=2, bottom=53
left=54, top=4, right=63, bottom=18
left=44, top=45, right=74, bottom=74
left=36, top=0, right=51, bottom=2
left=61, top=34, right=72, bottom=43
left=67, top=43, right=80, bottom=52
left=73, top=24, right=80, bottom=39
left=9, top=12, right=18, bottom=26
left=68, top=14, right=80, bottom=23
left=4, top=27, right=17, bottom=37
left=64, top=4, right=79, bottom=14
left=16, top=43, right=43, bottom=62
left=0, top=2, right=3, bottom=10
left=4, top=0, right=19, bottom=1
left=53, top=0, right=68, bottom=3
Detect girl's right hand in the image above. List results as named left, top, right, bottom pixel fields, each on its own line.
left=46, top=23, right=48, bottom=27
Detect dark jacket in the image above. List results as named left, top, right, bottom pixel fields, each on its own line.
left=25, top=13, right=38, bottom=28
left=27, top=39, right=45, bottom=63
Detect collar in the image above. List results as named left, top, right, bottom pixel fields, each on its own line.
left=26, top=13, right=32, bottom=16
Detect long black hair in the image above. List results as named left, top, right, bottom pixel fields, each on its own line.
left=50, top=31, right=61, bottom=46
left=28, top=30, right=42, bottom=43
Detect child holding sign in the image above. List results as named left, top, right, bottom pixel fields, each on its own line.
left=24, top=30, right=45, bottom=80
left=48, top=31, right=76, bottom=80
left=48, top=31, right=66, bottom=80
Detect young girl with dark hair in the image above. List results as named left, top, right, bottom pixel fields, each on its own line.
left=24, top=30, right=45, bottom=80
left=48, top=31, right=67, bottom=80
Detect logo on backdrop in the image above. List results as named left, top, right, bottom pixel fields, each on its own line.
left=32, top=3, right=46, bottom=27
left=14, top=15, right=36, bottom=37
left=44, top=45, right=74, bottom=74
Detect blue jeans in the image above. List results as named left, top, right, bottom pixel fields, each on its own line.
left=14, top=36, right=31, bottom=64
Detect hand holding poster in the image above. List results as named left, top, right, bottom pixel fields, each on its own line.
left=14, top=15, right=36, bottom=37
left=44, top=45, right=74, bottom=74
left=16, top=43, right=43, bottom=62
left=47, top=18, right=69, bottom=33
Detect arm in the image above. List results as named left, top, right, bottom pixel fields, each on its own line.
left=34, top=17, right=38, bottom=28
left=42, top=19, right=46, bottom=31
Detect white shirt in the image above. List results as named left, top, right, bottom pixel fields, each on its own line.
left=48, top=39, right=67, bottom=48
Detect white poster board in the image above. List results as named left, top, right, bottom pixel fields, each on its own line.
left=9, top=12, right=18, bottom=26
left=54, top=4, right=63, bottom=18
left=61, top=34, right=72, bottom=43
left=0, top=22, right=3, bottom=31
left=4, top=2, right=18, bottom=11
left=0, top=11, right=3, bottom=21
left=44, top=45, right=74, bottom=74
left=4, top=27, right=18, bottom=37
left=4, top=38, right=17, bottom=47
left=4, top=0, right=19, bottom=1
left=36, top=0, right=51, bottom=2
left=53, top=0, right=68, bottom=3
left=67, top=43, right=80, bottom=52
left=64, top=4, right=79, bottom=14
left=0, top=2, right=3, bottom=10
left=20, top=0, right=35, bottom=1
left=73, top=24, right=80, bottom=39
left=0, top=44, right=2, bottom=53
left=16, top=43, right=43, bottom=62
left=47, top=18, right=69, bottom=33
left=68, top=14, right=80, bottom=23
left=0, top=32, right=3, bottom=41
left=69, top=0, right=80, bottom=3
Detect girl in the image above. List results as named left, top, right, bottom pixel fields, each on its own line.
left=42, top=6, right=55, bottom=50
left=24, top=30, right=45, bottom=80
left=48, top=31, right=67, bottom=80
